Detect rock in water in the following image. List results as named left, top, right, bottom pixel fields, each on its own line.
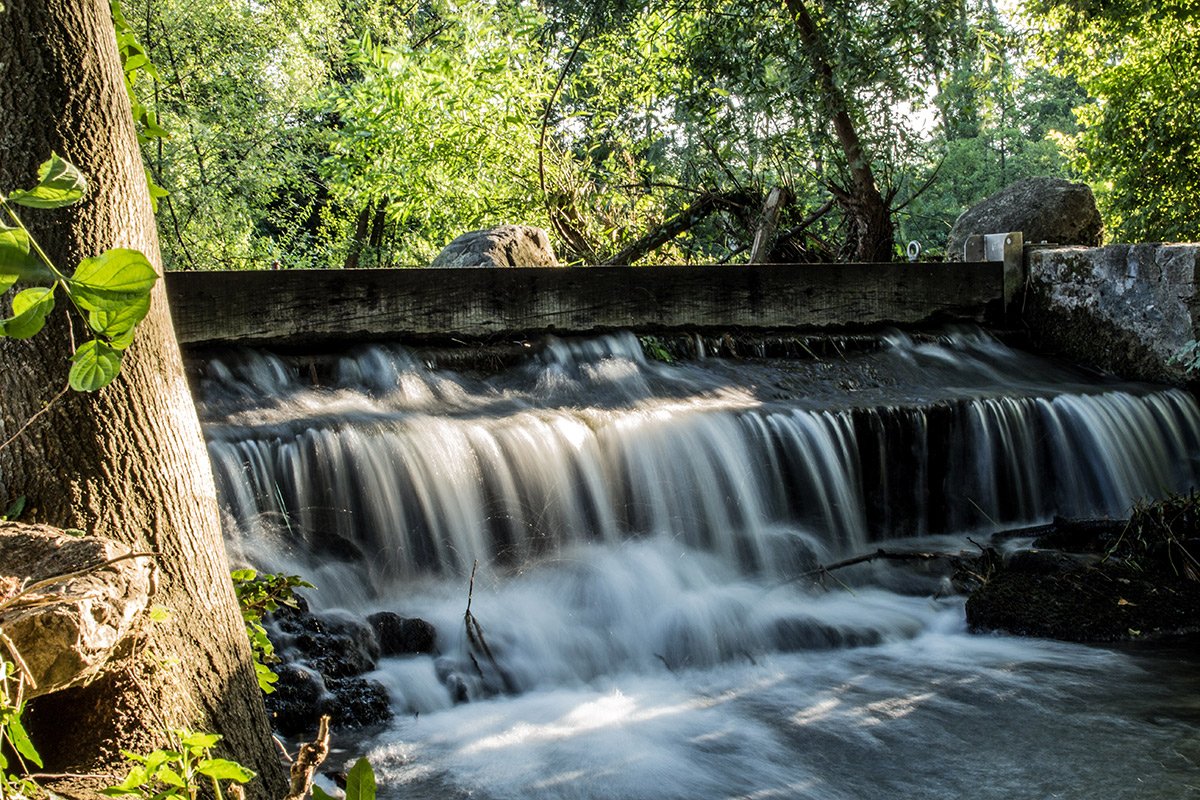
left=947, top=177, right=1103, bottom=259
left=368, top=611, right=438, bottom=656
left=431, top=225, right=559, bottom=267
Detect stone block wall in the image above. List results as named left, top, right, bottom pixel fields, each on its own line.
left=1022, top=244, right=1200, bottom=383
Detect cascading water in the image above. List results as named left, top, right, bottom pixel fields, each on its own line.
left=198, top=329, right=1200, bottom=799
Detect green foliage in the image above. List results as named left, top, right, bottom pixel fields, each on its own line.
left=111, top=1, right=170, bottom=211
left=0, top=661, right=42, bottom=800
left=103, top=730, right=255, bottom=800
left=321, top=2, right=560, bottom=265
left=2, top=497, right=25, bottom=521
left=0, top=154, right=158, bottom=391
left=638, top=335, right=673, bottom=364
left=312, top=758, right=376, bottom=800
left=230, top=568, right=313, bottom=693
left=1025, top=0, right=1200, bottom=242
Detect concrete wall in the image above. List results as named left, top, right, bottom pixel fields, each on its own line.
left=165, top=262, right=1003, bottom=347
left=1023, top=244, right=1200, bottom=383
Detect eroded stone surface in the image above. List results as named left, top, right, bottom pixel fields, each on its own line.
left=947, top=177, right=1102, bottom=259
left=1023, top=244, right=1200, bottom=382
left=431, top=225, right=559, bottom=268
left=0, top=522, right=155, bottom=697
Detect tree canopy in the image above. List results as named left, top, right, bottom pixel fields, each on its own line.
left=125, top=0, right=1193, bottom=270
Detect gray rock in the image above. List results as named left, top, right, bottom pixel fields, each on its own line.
left=431, top=225, right=559, bottom=268
left=1023, top=243, right=1200, bottom=383
left=368, top=611, right=437, bottom=656
left=947, top=177, right=1103, bottom=260
left=0, top=522, right=155, bottom=697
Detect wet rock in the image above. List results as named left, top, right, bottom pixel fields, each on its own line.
left=322, top=676, right=393, bottom=729
left=947, top=176, right=1102, bottom=259
left=967, top=562, right=1200, bottom=642
left=771, top=617, right=884, bottom=652
left=434, top=657, right=471, bottom=704
left=272, top=608, right=379, bottom=678
left=264, top=664, right=325, bottom=737
left=431, top=225, right=559, bottom=268
left=368, top=612, right=437, bottom=656
left=265, top=665, right=393, bottom=736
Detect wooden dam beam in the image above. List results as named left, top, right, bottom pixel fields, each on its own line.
left=165, top=262, right=1004, bottom=346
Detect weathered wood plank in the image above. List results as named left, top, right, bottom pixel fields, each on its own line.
left=165, top=262, right=1003, bottom=346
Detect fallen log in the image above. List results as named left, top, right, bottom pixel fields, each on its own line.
left=0, top=522, right=156, bottom=698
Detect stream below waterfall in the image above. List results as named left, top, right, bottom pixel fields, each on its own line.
left=195, top=328, right=1200, bottom=799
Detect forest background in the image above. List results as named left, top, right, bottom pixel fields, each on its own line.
left=132, top=0, right=1198, bottom=271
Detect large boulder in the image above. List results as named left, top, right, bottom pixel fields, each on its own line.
left=431, top=225, right=559, bottom=268
left=947, top=177, right=1103, bottom=259
left=0, top=522, right=155, bottom=697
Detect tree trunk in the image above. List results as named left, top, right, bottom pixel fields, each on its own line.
left=782, top=0, right=895, bottom=262
left=0, top=2, right=286, bottom=796
left=343, top=202, right=374, bottom=269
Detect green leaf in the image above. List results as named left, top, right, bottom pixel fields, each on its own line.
left=7, top=710, right=43, bottom=767
left=311, top=787, right=337, bottom=800
left=196, top=759, right=255, bottom=784
left=0, top=226, right=51, bottom=291
left=105, top=765, right=150, bottom=794
left=230, top=569, right=258, bottom=582
left=8, top=153, right=88, bottom=208
left=179, top=732, right=220, bottom=750
left=3, top=286, right=55, bottom=339
left=3, top=496, right=25, bottom=520
left=88, top=292, right=150, bottom=349
left=155, top=768, right=185, bottom=788
left=345, top=757, right=377, bottom=800
left=69, top=248, right=157, bottom=311
left=69, top=338, right=123, bottom=392
left=254, top=661, right=279, bottom=694
left=149, top=604, right=172, bottom=622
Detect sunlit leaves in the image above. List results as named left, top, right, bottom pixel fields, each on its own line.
left=69, top=339, right=123, bottom=393
left=70, top=249, right=159, bottom=311
left=2, top=288, right=55, bottom=339
left=0, top=226, right=49, bottom=292
left=7, top=153, right=88, bottom=209
left=1, top=154, right=158, bottom=391
left=1027, top=0, right=1200, bottom=242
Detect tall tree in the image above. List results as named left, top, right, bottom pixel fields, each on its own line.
left=0, top=1, right=286, bottom=794
left=783, top=0, right=895, bottom=261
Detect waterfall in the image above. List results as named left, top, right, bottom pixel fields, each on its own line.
left=202, top=330, right=1200, bottom=590
left=195, top=328, right=1200, bottom=800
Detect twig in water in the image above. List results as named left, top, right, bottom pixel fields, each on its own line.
left=283, top=715, right=331, bottom=800
left=784, top=548, right=954, bottom=586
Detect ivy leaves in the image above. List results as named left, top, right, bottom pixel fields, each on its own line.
left=0, top=153, right=158, bottom=392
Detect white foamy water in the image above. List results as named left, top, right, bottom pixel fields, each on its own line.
left=198, top=330, right=1200, bottom=799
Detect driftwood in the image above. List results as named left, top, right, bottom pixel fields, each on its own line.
left=282, top=715, right=331, bottom=800
left=787, top=548, right=961, bottom=585
left=601, top=191, right=754, bottom=266
left=749, top=187, right=791, bottom=264
left=0, top=522, right=157, bottom=698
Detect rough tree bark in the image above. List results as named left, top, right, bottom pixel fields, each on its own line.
left=0, top=2, right=286, bottom=796
left=783, top=0, right=896, bottom=262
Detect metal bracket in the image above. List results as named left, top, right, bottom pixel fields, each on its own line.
left=964, top=231, right=1024, bottom=311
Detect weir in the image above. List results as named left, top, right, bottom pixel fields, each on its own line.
left=195, top=322, right=1200, bottom=799
left=165, top=261, right=1004, bottom=346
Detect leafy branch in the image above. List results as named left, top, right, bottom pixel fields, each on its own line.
left=0, top=153, right=158, bottom=392
left=230, top=569, right=314, bottom=694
